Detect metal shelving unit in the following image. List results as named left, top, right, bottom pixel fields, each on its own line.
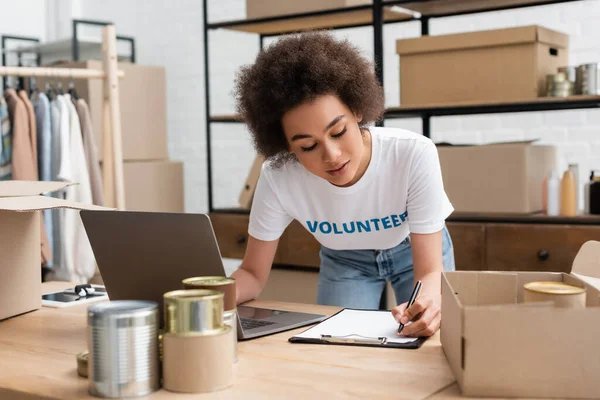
left=203, top=0, right=595, bottom=214
left=1, top=19, right=136, bottom=79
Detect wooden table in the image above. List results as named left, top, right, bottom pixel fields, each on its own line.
left=0, top=282, right=536, bottom=400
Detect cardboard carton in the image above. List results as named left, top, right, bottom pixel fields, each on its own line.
left=246, top=0, right=369, bottom=19
left=123, top=160, right=184, bottom=213
left=437, top=141, right=557, bottom=213
left=238, top=155, right=264, bottom=210
left=34, top=61, right=168, bottom=162
left=396, top=25, right=569, bottom=105
left=441, top=240, right=600, bottom=398
left=0, top=181, right=110, bottom=321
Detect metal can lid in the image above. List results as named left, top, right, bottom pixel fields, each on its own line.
left=524, top=281, right=586, bottom=295
left=88, top=300, right=158, bottom=326
left=182, top=276, right=235, bottom=287
left=164, top=289, right=224, bottom=302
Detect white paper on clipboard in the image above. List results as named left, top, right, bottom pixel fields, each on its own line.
left=293, top=309, right=418, bottom=344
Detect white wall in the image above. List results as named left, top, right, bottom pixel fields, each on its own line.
left=3, top=0, right=600, bottom=213
left=0, top=0, right=47, bottom=77
left=81, top=0, right=600, bottom=213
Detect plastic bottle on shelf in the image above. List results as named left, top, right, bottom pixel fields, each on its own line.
left=584, top=171, right=595, bottom=214
left=560, top=168, right=577, bottom=216
left=542, top=174, right=548, bottom=213
left=590, top=172, right=600, bottom=215
left=568, top=164, right=579, bottom=212
left=546, top=170, right=560, bottom=216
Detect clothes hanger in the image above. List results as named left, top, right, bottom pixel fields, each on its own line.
left=59, top=80, right=65, bottom=95
left=68, top=75, right=79, bottom=100
left=28, top=76, right=39, bottom=97
left=45, top=81, right=55, bottom=101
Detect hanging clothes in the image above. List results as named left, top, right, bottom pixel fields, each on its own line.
left=49, top=97, right=65, bottom=271
left=32, top=92, right=54, bottom=267
left=5, top=89, right=37, bottom=180
left=18, top=90, right=38, bottom=172
left=0, top=97, right=11, bottom=180
left=5, top=88, right=52, bottom=265
left=75, top=98, right=104, bottom=206
left=55, top=94, right=95, bottom=283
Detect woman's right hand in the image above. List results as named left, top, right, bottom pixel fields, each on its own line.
left=231, top=236, right=279, bottom=304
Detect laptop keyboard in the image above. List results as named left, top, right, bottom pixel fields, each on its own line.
left=241, top=318, right=276, bottom=330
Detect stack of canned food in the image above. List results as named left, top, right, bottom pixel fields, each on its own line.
left=83, top=276, right=238, bottom=398
left=546, top=63, right=600, bottom=97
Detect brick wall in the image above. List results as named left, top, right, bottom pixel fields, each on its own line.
left=3, top=1, right=599, bottom=214
left=76, top=0, right=600, bottom=214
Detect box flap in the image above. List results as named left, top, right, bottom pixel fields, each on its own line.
left=571, top=241, right=600, bottom=290
left=0, top=181, right=73, bottom=198
left=436, top=139, right=538, bottom=148
left=396, top=25, right=567, bottom=55
left=440, top=273, right=464, bottom=385
left=0, top=196, right=114, bottom=212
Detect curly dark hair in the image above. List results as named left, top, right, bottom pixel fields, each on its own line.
left=234, top=30, right=385, bottom=166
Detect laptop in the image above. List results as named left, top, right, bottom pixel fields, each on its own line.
left=79, top=210, right=326, bottom=340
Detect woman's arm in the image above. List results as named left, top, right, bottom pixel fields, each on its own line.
left=392, top=229, right=443, bottom=337
left=231, top=236, right=280, bottom=304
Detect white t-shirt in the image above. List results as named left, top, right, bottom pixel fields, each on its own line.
left=248, top=127, right=454, bottom=250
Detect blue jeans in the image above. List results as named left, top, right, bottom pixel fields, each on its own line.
left=317, top=225, right=455, bottom=309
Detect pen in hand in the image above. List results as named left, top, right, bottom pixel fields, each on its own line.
left=397, top=280, right=422, bottom=335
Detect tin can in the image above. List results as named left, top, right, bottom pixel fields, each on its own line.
left=88, top=300, right=160, bottom=398
left=523, top=281, right=586, bottom=308
left=546, top=72, right=574, bottom=97
left=576, top=63, right=600, bottom=95
left=163, top=289, right=224, bottom=335
left=162, top=326, right=234, bottom=393
left=558, top=66, right=576, bottom=83
left=182, top=277, right=238, bottom=362
left=182, top=276, right=237, bottom=312
left=223, top=309, right=238, bottom=363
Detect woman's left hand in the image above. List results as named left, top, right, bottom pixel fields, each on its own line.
left=391, top=294, right=441, bottom=337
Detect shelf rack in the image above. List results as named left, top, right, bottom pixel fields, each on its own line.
left=203, top=0, right=595, bottom=214
left=1, top=35, right=40, bottom=89
left=1, top=19, right=136, bottom=84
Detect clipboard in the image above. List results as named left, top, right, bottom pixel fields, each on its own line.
left=288, top=308, right=427, bottom=349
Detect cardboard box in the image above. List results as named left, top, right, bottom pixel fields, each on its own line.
left=0, top=181, right=109, bottom=321
left=396, top=25, right=569, bottom=105
left=437, top=141, right=557, bottom=213
left=35, top=61, right=168, bottom=162
left=238, top=155, right=264, bottom=210
left=441, top=240, right=600, bottom=398
left=257, top=268, right=319, bottom=304
left=123, top=160, right=184, bottom=213
left=246, top=0, right=369, bottom=19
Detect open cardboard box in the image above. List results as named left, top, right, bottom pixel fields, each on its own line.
left=441, top=240, right=600, bottom=398
left=0, top=181, right=110, bottom=321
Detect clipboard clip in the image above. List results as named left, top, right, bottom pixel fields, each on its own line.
left=320, top=334, right=388, bottom=345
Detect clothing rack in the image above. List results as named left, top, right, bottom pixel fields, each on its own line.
left=0, top=25, right=125, bottom=210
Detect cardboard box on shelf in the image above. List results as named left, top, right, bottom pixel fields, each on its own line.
left=35, top=61, right=168, bottom=162
left=246, top=0, right=369, bottom=19
left=396, top=25, right=569, bottom=106
left=238, top=155, right=264, bottom=209
left=122, top=160, right=184, bottom=213
left=437, top=140, right=557, bottom=213
left=0, top=181, right=110, bottom=321
left=441, top=240, right=600, bottom=399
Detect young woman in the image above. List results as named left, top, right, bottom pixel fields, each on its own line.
left=231, top=31, right=455, bottom=338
